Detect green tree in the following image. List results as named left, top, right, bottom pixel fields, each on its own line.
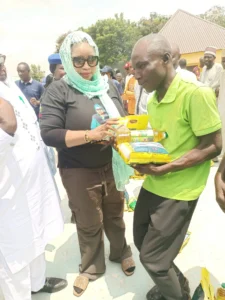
left=55, top=30, right=71, bottom=53
left=55, top=14, right=141, bottom=67
left=200, top=5, right=225, bottom=27
left=84, top=13, right=142, bottom=66
left=30, top=64, right=45, bottom=82
left=138, top=12, right=170, bottom=36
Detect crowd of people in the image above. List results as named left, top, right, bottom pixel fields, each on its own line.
left=0, top=29, right=225, bottom=300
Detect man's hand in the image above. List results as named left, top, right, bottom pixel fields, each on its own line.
left=0, top=97, right=17, bottom=135
left=30, top=97, right=40, bottom=107
left=215, top=171, right=225, bottom=213
left=131, top=163, right=168, bottom=176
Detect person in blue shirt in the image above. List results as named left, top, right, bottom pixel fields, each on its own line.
left=15, top=62, right=44, bottom=119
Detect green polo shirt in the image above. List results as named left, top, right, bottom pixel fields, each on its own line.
left=143, top=74, right=221, bottom=200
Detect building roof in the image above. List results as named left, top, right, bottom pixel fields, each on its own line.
left=159, top=9, right=225, bottom=54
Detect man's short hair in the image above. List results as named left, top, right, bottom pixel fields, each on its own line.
left=17, top=62, right=30, bottom=71
left=179, top=59, right=187, bottom=69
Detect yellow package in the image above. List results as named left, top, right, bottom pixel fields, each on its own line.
left=117, top=142, right=171, bottom=165
left=119, top=115, right=149, bottom=130
left=201, top=268, right=215, bottom=300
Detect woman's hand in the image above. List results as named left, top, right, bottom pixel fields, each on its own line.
left=89, top=118, right=119, bottom=142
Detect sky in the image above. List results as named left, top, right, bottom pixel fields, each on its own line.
left=1, top=0, right=225, bottom=78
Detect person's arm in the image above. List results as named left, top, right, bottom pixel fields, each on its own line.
left=215, top=156, right=225, bottom=212
left=40, top=81, right=118, bottom=148
left=133, top=129, right=221, bottom=175
left=0, top=97, right=17, bottom=136
left=133, top=86, right=222, bottom=175
left=0, top=97, right=17, bottom=163
left=34, top=83, right=45, bottom=106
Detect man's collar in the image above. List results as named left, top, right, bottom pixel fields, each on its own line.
left=21, top=78, right=33, bottom=84
left=152, top=74, right=181, bottom=105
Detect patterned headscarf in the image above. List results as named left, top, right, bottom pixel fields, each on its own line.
left=59, top=31, right=109, bottom=98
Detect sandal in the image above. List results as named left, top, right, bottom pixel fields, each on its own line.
left=73, top=275, right=89, bottom=297
left=121, top=257, right=136, bottom=276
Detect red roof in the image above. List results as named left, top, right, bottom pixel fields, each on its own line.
left=159, top=9, right=225, bottom=54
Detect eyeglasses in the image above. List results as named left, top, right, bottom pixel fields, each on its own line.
left=72, top=56, right=99, bottom=68
left=0, top=55, right=6, bottom=67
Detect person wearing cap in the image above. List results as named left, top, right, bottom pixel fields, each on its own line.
left=101, top=65, right=123, bottom=95
left=217, top=49, right=225, bottom=154
left=48, top=53, right=65, bottom=81
left=200, top=46, right=223, bottom=92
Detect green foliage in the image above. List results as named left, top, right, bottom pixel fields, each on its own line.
left=55, top=7, right=225, bottom=68
left=84, top=13, right=142, bottom=66
left=55, top=30, right=72, bottom=53
left=138, top=12, right=170, bottom=36
left=199, top=5, right=225, bottom=27
left=30, top=64, right=45, bottom=82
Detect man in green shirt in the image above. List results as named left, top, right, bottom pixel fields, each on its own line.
left=131, top=34, right=222, bottom=300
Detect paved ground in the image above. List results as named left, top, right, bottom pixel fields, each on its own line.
left=1, top=164, right=225, bottom=300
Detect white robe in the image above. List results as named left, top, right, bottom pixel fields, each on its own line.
left=200, top=63, right=223, bottom=91
left=0, top=79, right=64, bottom=274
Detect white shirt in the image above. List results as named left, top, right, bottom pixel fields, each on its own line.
left=0, top=79, right=63, bottom=274
left=200, top=63, right=223, bottom=91
left=134, top=82, right=149, bottom=115
left=177, top=69, right=197, bottom=82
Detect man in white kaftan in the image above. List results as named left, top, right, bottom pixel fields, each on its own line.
left=200, top=46, right=223, bottom=92
left=0, top=55, right=67, bottom=300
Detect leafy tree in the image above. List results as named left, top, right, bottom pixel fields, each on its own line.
left=84, top=13, right=142, bottom=66
left=55, top=14, right=141, bottom=68
left=199, top=6, right=225, bottom=28
left=55, top=30, right=72, bottom=53
left=138, top=12, right=170, bottom=36
left=30, top=64, right=45, bottom=82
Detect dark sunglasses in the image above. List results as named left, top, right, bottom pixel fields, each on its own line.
left=72, top=55, right=99, bottom=68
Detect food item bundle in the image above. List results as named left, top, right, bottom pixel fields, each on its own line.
left=116, top=129, right=168, bottom=144
left=118, top=115, right=149, bottom=130
left=117, top=142, right=171, bottom=165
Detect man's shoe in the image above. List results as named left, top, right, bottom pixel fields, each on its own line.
left=32, top=277, right=68, bottom=294
left=146, top=277, right=190, bottom=300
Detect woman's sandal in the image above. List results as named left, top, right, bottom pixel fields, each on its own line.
left=73, top=275, right=89, bottom=297
left=121, top=257, right=136, bottom=276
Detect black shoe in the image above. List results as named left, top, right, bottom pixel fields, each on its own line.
left=32, top=277, right=68, bottom=294
left=146, top=270, right=190, bottom=300
left=146, top=286, right=191, bottom=300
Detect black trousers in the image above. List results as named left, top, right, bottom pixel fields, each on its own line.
left=133, top=188, right=198, bottom=300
